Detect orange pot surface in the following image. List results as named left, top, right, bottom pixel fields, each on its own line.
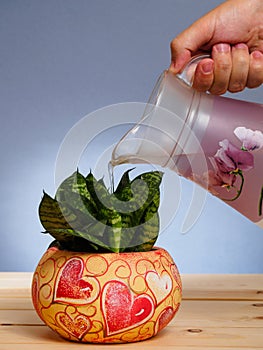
left=32, top=246, right=182, bottom=343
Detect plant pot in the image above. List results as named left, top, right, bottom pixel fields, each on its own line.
left=32, top=245, right=182, bottom=343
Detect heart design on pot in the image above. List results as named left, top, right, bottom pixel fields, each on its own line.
left=156, top=306, right=176, bottom=332
left=54, top=257, right=99, bottom=304
left=56, top=310, right=91, bottom=339
left=102, top=280, right=154, bottom=335
left=146, top=271, right=172, bottom=304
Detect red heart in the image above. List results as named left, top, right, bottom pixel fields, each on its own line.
left=102, top=281, right=154, bottom=335
left=157, top=307, right=176, bottom=332
left=55, top=258, right=96, bottom=304
left=56, top=311, right=91, bottom=339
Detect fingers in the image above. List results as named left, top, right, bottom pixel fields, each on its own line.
left=247, top=51, right=263, bottom=88
left=192, top=59, right=214, bottom=92
left=169, top=45, right=192, bottom=74
left=169, top=15, right=215, bottom=74
left=210, top=43, right=232, bottom=95
left=229, top=43, right=249, bottom=93
left=191, top=44, right=263, bottom=94
left=192, top=43, right=233, bottom=94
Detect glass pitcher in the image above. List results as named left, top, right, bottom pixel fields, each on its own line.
left=111, top=56, right=263, bottom=227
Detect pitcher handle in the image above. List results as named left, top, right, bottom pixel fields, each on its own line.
left=177, top=54, right=210, bottom=86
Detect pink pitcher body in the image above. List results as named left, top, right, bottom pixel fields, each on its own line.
left=176, top=93, right=263, bottom=225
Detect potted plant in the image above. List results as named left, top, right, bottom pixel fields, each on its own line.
left=32, top=169, right=182, bottom=343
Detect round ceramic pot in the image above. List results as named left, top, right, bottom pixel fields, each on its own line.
left=32, top=245, right=182, bottom=343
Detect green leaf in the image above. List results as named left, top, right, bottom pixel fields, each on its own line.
left=39, top=192, right=93, bottom=251
left=55, top=170, right=98, bottom=218
left=56, top=170, right=91, bottom=201
left=86, top=172, right=113, bottom=210
left=39, top=192, right=72, bottom=233
left=112, top=170, right=163, bottom=251
left=105, top=211, right=124, bottom=252
left=114, top=168, right=134, bottom=200
left=39, top=192, right=111, bottom=252
left=85, top=172, right=126, bottom=252
left=126, top=213, right=159, bottom=252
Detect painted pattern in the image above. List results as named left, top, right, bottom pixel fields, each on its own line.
left=32, top=247, right=182, bottom=343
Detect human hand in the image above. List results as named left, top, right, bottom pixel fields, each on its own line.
left=170, top=0, right=263, bottom=95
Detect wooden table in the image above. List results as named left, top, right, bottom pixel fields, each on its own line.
left=1, top=273, right=263, bottom=349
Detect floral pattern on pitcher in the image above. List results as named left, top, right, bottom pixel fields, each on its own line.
left=208, top=127, right=263, bottom=215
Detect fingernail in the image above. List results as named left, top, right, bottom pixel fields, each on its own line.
left=252, top=51, right=263, bottom=59
left=201, top=61, right=213, bottom=74
left=214, top=43, right=230, bottom=53
left=234, top=43, right=248, bottom=50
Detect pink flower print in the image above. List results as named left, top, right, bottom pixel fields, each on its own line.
left=188, top=170, right=224, bottom=195
left=234, top=126, right=263, bottom=151
left=209, top=156, right=237, bottom=188
left=214, top=139, right=254, bottom=172
left=207, top=139, right=255, bottom=201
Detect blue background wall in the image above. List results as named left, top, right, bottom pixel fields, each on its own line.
left=1, top=0, right=263, bottom=272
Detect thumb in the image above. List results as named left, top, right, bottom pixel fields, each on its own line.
left=169, top=17, right=215, bottom=74
left=169, top=44, right=192, bottom=74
